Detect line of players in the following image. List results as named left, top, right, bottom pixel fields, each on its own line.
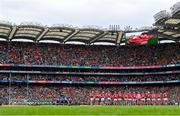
left=90, top=92, right=170, bottom=105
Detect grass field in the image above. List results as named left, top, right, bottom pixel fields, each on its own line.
left=0, top=106, right=179, bottom=115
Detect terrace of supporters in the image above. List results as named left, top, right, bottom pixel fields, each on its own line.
left=0, top=42, right=179, bottom=66
left=0, top=41, right=179, bottom=106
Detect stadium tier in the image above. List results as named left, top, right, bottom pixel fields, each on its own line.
left=0, top=42, right=179, bottom=66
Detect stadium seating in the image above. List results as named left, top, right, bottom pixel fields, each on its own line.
left=0, top=41, right=179, bottom=106
left=0, top=42, right=179, bottom=66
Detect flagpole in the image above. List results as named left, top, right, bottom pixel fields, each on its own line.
left=8, top=73, right=11, bottom=105
left=26, top=73, right=29, bottom=105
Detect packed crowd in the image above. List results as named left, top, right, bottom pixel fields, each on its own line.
left=0, top=85, right=179, bottom=105
left=0, top=42, right=179, bottom=106
left=0, top=42, right=179, bottom=66
left=0, top=74, right=179, bottom=82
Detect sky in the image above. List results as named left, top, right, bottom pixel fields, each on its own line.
left=0, top=0, right=179, bottom=29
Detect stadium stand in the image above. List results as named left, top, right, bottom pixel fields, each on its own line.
left=0, top=2, right=180, bottom=106
left=0, top=41, right=179, bottom=106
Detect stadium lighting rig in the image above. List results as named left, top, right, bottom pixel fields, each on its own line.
left=153, top=1, right=180, bottom=42
left=171, top=1, right=180, bottom=16
left=154, top=10, right=171, bottom=24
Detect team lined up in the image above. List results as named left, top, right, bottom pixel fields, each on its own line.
left=0, top=85, right=179, bottom=105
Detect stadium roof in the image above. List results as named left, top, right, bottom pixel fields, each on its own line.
left=1, top=1, right=180, bottom=45
left=1, top=21, right=179, bottom=45
left=0, top=23, right=126, bottom=45
left=1, top=21, right=161, bottom=45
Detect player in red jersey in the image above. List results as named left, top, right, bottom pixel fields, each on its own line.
left=163, top=92, right=169, bottom=101
left=113, top=94, right=118, bottom=105
left=118, top=93, right=123, bottom=105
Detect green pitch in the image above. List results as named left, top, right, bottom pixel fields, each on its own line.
left=0, top=106, right=179, bottom=115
